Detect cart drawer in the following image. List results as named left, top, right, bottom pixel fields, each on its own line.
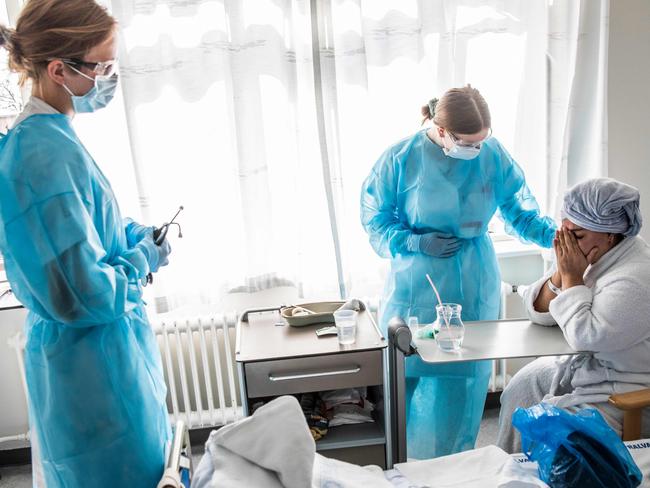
left=245, top=350, right=382, bottom=398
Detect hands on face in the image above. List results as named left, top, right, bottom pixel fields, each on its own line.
left=553, top=228, right=599, bottom=290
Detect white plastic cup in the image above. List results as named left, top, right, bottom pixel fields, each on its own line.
left=333, top=309, right=357, bottom=345
left=407, top=316, right=418, bottom=332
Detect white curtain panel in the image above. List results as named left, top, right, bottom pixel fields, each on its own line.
left=320, top=0, right=552, bottom=298
left=105, top=0, right=606, bottom=313
left=547, top=0, right=609, bottom=219
left=111, top=0, right=341, bottom=311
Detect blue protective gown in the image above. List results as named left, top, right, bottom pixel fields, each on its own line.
left=0, top=114, right=170, bottom=487
left=361, top=129, right=555, bottom=459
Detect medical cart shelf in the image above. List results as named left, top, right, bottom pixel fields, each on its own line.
left=235, top=304, right=391, bottom=468
left=316, top=419, right=385, bottom=451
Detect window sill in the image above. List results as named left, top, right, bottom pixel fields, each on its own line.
left=492, top=236, right=543, bottom=259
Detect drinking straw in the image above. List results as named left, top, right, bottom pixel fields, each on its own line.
left=426, top=274, right=451, bottom=334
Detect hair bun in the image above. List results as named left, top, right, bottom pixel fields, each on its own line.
left=428, top=98, right=439, bottom=117
left=0, top=25, right=14, bottom=48
left=0, top=25, right=26, bottom=73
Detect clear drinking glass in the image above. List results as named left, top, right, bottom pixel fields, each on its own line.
left=434, top=303, right=464, bottom=351
left=333, top=309, right=357, bottom=345
left=408, top=316, right=434, bottom=340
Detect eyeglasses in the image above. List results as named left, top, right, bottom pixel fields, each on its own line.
left=448, top=127, right=492, bottom=149
left=60, top=58, right=118, bottom=78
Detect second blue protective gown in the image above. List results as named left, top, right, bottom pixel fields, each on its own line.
left=0, top=114, right=170, bottom=487
left=361, top=129, right=555, bottom=459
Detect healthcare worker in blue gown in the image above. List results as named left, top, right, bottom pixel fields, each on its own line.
left=0, top=2, right=171, bottom=486
left=361, top=85, right=556, bottom=459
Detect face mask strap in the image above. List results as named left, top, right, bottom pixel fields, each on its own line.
left=443, top=130, right=456, bottom=152
left=61, top=83, right=75, bottom=97
left=65, top=63, right=95, bottom=83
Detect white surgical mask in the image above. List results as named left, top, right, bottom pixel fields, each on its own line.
left=62, top=65, right=118, bottom=113
left=442, top=130, right=486, bottom=160
left=443, top=144, right=481, bottom=160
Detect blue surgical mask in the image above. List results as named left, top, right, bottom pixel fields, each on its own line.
left=442, top=130, right=483, bottom=160
left=63, top=65, right=118, bottom=113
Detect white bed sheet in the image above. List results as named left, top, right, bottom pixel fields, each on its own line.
left=387, top=446, right=547, bottom=488
left=194, top=439, right=650, bottom=488
left=383, top=439, right=650, bottom=488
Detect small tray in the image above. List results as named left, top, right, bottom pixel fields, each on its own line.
left=280, top=301, right=345, bottom=327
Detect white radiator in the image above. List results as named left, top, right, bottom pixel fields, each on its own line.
left=151, top=315, right=244, bottom=429
left=2, top=313, right=245, bottom=445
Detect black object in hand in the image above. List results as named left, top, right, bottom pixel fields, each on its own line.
left=146, top=206, right=184, bottom=285
left=153, top=225, right=168, bottom=246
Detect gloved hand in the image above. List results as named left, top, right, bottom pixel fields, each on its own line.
left=408, top=232, right=463, bottom=258
left=136, top=233, right=172, bottom=273
left=124, top=218, right=153, bottom=248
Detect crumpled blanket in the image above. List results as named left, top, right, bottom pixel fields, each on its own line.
left=204, top=396, right=315, bottom=488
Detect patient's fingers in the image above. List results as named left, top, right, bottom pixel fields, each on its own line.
left=561, top=228, right=574, bottom=255
left=567, top=232, right=582, bottom=254
left=558, top=228, right=568, bottom=253
left=553, top=238, right=564, bottom=274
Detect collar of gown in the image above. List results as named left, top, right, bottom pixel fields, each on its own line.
left=11, top=96, right=60, bottom=129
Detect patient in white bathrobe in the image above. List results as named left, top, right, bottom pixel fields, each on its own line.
left=497, top=178, right=650, bottom=453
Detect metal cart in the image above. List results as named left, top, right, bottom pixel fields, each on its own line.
left=235, top=303, right=392, bottom=468
left=387, top=317, right=580, bottom=464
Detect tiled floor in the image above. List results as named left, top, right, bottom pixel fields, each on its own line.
left=0, top=463, right=30, bottom=488
left=0, top=408, right=501, bottom=485
left=475, top=407, right=500, bottom=448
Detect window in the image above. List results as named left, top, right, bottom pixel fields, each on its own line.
left=0, top=0, right=562, bottom=312
left=0, top=0, right=22, bottom=132
left=320, top=1, right=552, bottom=297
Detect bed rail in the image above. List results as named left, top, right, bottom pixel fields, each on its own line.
left=157, top=420, right=193, bottom=488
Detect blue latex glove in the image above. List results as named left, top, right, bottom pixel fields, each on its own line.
left=408, top=232, right=463, bottom=258
left=124, top=218, right=153, bottom=248
left=136, top=233, right=172, bottom=273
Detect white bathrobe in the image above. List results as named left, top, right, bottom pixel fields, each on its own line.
left=497, top=235, right=650, bottom=452
left=526, top=235, right=650, bottom=407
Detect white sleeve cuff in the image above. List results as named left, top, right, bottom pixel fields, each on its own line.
left=549, top=285, right=593, bottom=325
left=523, top=273, right=557, bottom=326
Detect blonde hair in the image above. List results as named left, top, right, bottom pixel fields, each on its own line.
left=421, top=85, right=491, bottom=134
left=0, top=0, right=116, bottom=84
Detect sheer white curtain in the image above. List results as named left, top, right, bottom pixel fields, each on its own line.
left=319, top=0, right=551, bottom=298
left=110, top=0, right=341, bottom=312
left=101, top=0, right=607, bottom=313
left=547, top=0, right=609, bottom=217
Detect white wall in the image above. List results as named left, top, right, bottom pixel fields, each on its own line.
left=608, top=0, right=650, bottom=241
left=0, top=307, right=29, bottom=450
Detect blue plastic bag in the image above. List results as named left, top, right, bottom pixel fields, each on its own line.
left=512, top=402, right=642, bottom=488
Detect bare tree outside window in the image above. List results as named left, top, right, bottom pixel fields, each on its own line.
left=0, top=48, right=22, bottom=132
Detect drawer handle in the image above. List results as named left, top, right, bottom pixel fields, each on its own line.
left=268, top=366, right=361, bottom=382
